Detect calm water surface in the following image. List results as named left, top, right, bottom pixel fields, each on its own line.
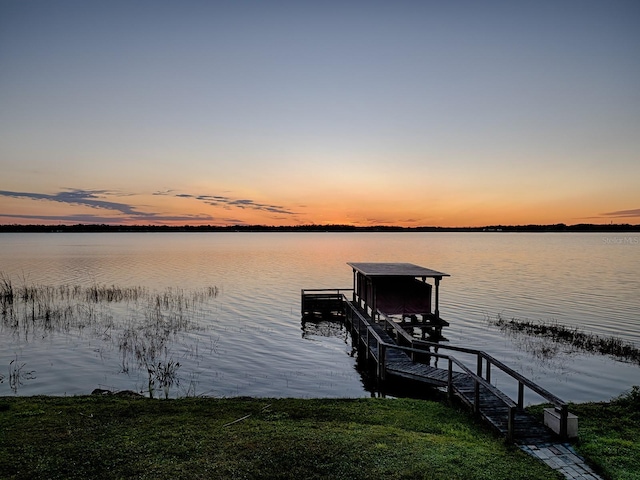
left=0, top=232, right=638, bottom=402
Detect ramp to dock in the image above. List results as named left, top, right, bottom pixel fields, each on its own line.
left=302, top=289, right=573, bottom=444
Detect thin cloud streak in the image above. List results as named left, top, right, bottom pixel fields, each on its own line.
left=0, top=212, right=215, bottom=224
left=153, top=191, right=298, bottom=216
left=600, top=208, right=640, bottom=218
left=0, top=189, right=216, bottom=224
left=0, top=188, right=296, bottom=225
left=0, top=213, right=128, bottom=224
left=0, top=189, right=146, bottom=216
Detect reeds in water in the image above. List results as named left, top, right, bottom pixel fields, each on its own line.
left=489, top=314, right=640, bottom=365
left=83, top=284, right=147, bottom=303
left=0, top=274, right=218, bottom=333
left=1, top=274, right=14, bottom=319
left=0, top=354, right=37, bottom=394
left=0, top=272, right=219, bottom=397
left=118, top=325, right=181, bottom=399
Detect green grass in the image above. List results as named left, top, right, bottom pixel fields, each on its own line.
left=566, top=387, right=640, bottom=480
left=528, top=386, right=640, bottom=480
left=0, top=396, right=561, bottom=480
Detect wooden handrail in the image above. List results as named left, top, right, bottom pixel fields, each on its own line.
left=338, top=295, right=570, bottom=439
left=378, top=311, right=567, bottom=408
left=374, top=306, right=569, bottom=438
left=351, top=309, right=519, bottom=439
left=478, top=351, right=567, bottom=408
left=301, top=288, right=353, bottom=295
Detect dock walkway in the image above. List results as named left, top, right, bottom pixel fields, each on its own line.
left=341, top=296, right=559, bottom=443
left=302, top=278, right=601, bottom=480
left=302, top=285, right=603, bottom=479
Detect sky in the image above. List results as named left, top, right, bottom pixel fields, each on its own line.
left=1, top=0, right=639, bottom=227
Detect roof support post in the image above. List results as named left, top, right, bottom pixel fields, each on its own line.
left=371, top=280, right=376, bottom=319
left=352, top=269, right=356, bottom=303
left=434, top=277, right=441, bottom=319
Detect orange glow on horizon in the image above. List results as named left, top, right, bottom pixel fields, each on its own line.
left=0, top=187, right=635, bottom=227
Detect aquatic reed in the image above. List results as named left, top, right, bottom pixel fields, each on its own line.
left=489, top=314, right=640, bottom=365
left=0, top=274, right=14, bottom=320
left=84, top=284, right=147, bottom=303
left=118, top=324, right=181, bottom=398
left=0, top=273, right=13, bottom=301
left=0, top=273, right=218, bottom=332
left=8, top=355, right=36, bottom=393
left=0, top=272, right=219, bottom=397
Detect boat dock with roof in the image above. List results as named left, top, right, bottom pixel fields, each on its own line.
left=301, top=262, right=576, bottom=444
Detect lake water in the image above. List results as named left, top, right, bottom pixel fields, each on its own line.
left=0, top=232, right=638, bottom=403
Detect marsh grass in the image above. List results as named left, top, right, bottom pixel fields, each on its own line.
left=489, top=315, right=640, bottom=365
left=0, top=273, right=219, bottom=397
left=118, top=324, right=181, bottom=399
left=0, top=275, right=219, bottom=332
left=0, top=396, right=564, bottom=480
left=0, top=272, right=13, bottom=301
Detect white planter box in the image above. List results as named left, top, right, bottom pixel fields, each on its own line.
left=544, top=408, right=578, bottom=438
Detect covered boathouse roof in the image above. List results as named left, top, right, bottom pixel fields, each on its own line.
left=347, top=262, right=449, bottom=279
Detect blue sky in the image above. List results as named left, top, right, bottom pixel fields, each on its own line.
left=1, top=0, right=639, bottom=226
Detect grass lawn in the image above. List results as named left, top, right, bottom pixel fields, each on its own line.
left=0, top=396, right=562, bottom=480
left=551, top=387, right=640, bottom=480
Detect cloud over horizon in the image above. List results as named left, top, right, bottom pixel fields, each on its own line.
left=0, top=188, right=300, bottom=225
left=0, top=188, right=215, bottom=224
left=153, top=190, right=298, bottom=216
left=0, top=188, right=638, bottom=227
left=0, top=189, right=146, bottom=215
left=600, top=208, right=640, bottom=219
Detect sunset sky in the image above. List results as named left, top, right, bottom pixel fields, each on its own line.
left=1, top=0, right=639, bottom=227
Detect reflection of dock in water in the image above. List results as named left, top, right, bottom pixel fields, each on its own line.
left=301, top=316, right=349, bottom=340
left=302, top=262, right=576, bottom=444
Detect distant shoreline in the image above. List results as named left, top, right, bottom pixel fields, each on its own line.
left=1, top=223, right=639, bottom=233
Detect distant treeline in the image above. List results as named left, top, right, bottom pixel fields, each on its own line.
left=1, top=223, right=639, bottom=233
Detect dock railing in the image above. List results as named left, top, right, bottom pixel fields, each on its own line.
left=300, top=290, right=571, bottom=440
left=334, top=294, right=569, bottom=440
left=300, top=288, right=353, bottom=317
left=374, top=309, right=570, bottom=440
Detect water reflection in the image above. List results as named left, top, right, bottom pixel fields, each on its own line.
left=1, top=232, right=639, bottom=402
left=300, top=317, right=350, bottom=341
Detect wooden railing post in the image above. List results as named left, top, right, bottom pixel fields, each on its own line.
left=518, top=382, right=524, bottom=409
left=476, top=355, right=483, bottom=378
left=474, top=379, right=480, bottom=413
left=485, top=360, right=491, bottom=384
left=560, top=404, right=568, bottom=440
left=378, top=343, right=386, bottom=381
left=507, top=406, right=515, bottom=443
left=447, top=357, right=454, bottom=401
left=365, top=328, right=369, bottom=359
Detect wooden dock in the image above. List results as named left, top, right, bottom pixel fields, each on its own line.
left=301, top=288, right=573, bottom=444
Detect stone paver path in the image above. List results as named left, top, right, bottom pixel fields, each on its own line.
left=520, top=443, right=603, bottom=480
